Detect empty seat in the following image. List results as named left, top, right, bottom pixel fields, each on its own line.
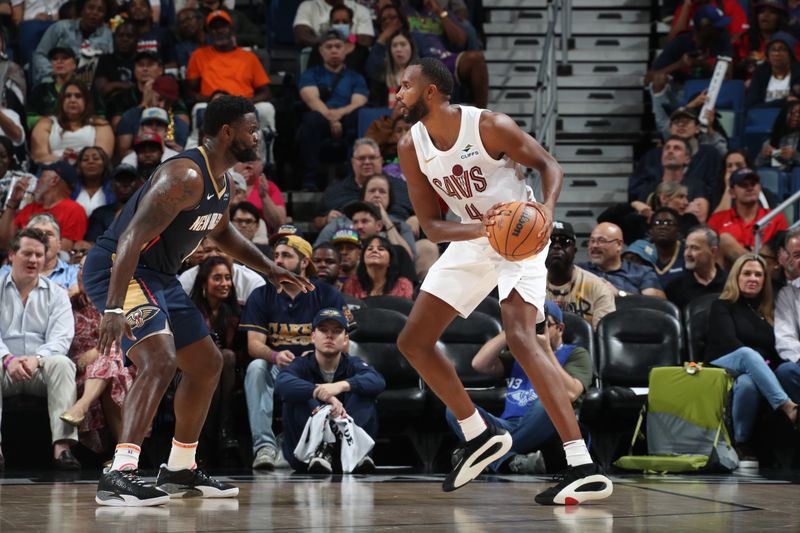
left=474, top=296, right=502, bottom=323
left=562, top=311, right=594, bottom=361
left=614, top=294, right=681, bottom=321
left=363, top=295, right=414, bottom=316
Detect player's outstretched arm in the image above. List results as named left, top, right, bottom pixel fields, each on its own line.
left=97, top=160, right=205, bottom=356
left=209, top=208, right=315, bottom=294
left=398, top=133, right=485, bottom=244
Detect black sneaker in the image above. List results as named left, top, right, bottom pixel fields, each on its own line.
left=442, top=421, right=512, bottom=492
left=95, top=469, right=170, bottom=507
left=307, top=443, right=334, bottom=474
left=351, top=455, right=375, bottom=474
left=155, top=465, right=239, bottom=498
left=534, top=463, right=613, bottom=506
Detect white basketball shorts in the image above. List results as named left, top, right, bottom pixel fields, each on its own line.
left=420, top=237, right=548, bottom=321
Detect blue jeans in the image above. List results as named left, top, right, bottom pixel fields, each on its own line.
left=445, top=403, right=557, bottom=472
left=712, top=347, right=791, bottom=443
left=775, top=361, right=800, bottom=404
left=244, top=359, right=280, bottom=454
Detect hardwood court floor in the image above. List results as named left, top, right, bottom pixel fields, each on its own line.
left=0, top=470, right=798, bottom=532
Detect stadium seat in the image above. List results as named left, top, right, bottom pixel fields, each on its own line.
left=754, top=167, right=785, bottom=200
left=562, top=311, right=595, bottom=363
left=744, top=107, right=781, bottom=160
left=613, top=294, right=681, bottom=321
left=681, top=79, right=745, bottom=146
left=363, top=295, right=414, bottom=316
left=344, top=294, right=366, bottom=311
left=474, top=296, right=502, bottom=324
left=683, top=293, right=721, bottom=362
left=357, top=107, right=392, bottom=139
left=581, top=308, right=683, bottom=467
left=438, top=312, right=505, bottom=415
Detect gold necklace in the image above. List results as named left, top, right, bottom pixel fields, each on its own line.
left=654, top=241, right=681, bottom=276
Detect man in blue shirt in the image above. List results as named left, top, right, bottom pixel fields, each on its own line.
left=275, top=307, right=384, bottom=473
left=296, top=29, right=368, bottom=190
left=445, top=301, right=593, bottom=474
left=579, top=222, right=666, bottom=298
left=240, top=235, right=350, bottom=469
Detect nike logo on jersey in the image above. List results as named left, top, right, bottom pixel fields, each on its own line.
left=207, top=193, right=215, bottom=200
left=424, top=155, right=437, bottom=164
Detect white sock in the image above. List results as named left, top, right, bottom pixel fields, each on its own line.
left=111, top=443, right=141, bottom=471
left=457, top=410, right=487, bottom=441
left=166, top=438, right=198, bottom=471
left=563, top=439, right=592, bottom=467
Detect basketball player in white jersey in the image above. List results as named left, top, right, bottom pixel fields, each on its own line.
left=395, top=58, right=612, bottom=505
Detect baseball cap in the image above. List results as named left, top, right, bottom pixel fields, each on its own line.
left=134, top=39, right=161, bottom=63
left=152, top=75, right=179, bottom=102
left=754, top=0, right=789, bottom=14
left=342, top=201, right=381, bottom=222
left=140, top=107, right=169, bottom=125
left=274, top=234, right=317, bottom=276
left=206, top=9, right=233, bottom=26
left=331, top=227, right=361, bottom=246
left=48, top=46, right=76, bottom=60
left=134, top=131, right=163, bottom=149
left=693, top=5, right=731, bottom=29
left=551, top=220, right=575, bottom=240
left=112, top=164, right=139, bottom=181
left=543, top=300, right=563, bottom=325
left=312, top=307, right=349, bottom=329
left=669, top=106, right=699, bottom=123
left=268, top=224, right=303, bottom=246
left=44, top=160, right=77, bottom=190
left=320, top=28, right=346, bottom=44
left=623, top=239, right=657, bottom=266
left=729, top=167, right=760, bottom=187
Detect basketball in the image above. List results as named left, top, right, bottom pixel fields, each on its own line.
left=487, top=201, right=550, bottom=261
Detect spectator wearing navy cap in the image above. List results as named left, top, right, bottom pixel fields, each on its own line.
left=275, top=306, right=383, bottom=473
left=240, top=234, right=348, bottom=469
left=84, top=164, right=144, bottom=242
left=645, top=5, right=733, bottom=139
left=444, top=300, right=593, bottom=474
left=0, top=159, right=88, bottom=251
left=709, top=167, right=789, bottom=269
left=747, top=31, right=800, bottom=108
left=31, top=0, right=113, bottom=84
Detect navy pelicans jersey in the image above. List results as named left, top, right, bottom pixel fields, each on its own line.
left=409, top=105, right=534, bottom=224
left=96, top=147, right=230, bottom=275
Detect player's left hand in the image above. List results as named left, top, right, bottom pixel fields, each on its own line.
left=266, top=264, right=316, bottom=294
left=526, top=201, right=554, bottom=244
left=481, top=202, right=510, bottom=236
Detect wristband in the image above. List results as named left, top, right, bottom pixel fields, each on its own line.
left=385, top=225, right=396, bottom=232
left=3, top=355, right=16, bottom=369
left=104, top=308, right=125, bottom=315
left=271, top=351, right=278, bottom=364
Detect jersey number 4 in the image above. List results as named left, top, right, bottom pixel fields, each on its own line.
left=464, top=203, right=482, bottom=221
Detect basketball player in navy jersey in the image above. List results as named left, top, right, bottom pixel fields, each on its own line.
left=395, top=58, right=612, bottom=505
left=83, top=96, right=314, bottom=507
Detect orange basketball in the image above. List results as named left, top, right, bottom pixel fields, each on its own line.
left=487, top=201, right=550, bottom=261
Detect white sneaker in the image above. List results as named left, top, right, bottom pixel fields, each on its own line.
left=252, top=445, right=278, bottom=470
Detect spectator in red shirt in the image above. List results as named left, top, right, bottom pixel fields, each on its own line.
left=341, top=235, right=414, bottom=299
left=708, top=167, right=788, bottom=269
left=186, top=10, right=275, bottom=137
left=669, top=0, right=749, bottom=43
left=231, top=154, right=287, bottom=235
left=0, top=160, right=88, bottom=252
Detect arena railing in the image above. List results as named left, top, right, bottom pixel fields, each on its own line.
left=754, top=188, right=800, bottom=252
left=532, top=0, right=571, bottom=153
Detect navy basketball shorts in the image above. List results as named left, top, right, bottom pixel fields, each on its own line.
left=83, top=247, right=210, bottom=358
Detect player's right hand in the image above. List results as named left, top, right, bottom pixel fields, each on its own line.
left=98, top=312, right=136, bottom=357
left=482, top=202, right=510, bottom=236
left=266, top=265, right=316, bottom=295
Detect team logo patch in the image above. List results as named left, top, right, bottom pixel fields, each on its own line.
left=462, top=144, right=473, bottom=152
left=125, top=306, right=161, bottom=329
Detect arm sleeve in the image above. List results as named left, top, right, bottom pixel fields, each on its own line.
left=292, top=1, right=314, bottom=29
left=562, top=346, right=593, bottom=393
left=239, top=287, right=269, bottom=332
left=352, top=4, right=375, bottom=37
left=268, top=181, right=285, bottom=207
left=365, top=42, right=387, bottom=82
left=652, top=38, right=684, bottom=71
left=186, top=50, right=202, bottom=81
left=345, top=356, right=386, bottom=396
left=352, top=72, right=369, bottom=97
left=251, top=54, right=271, bottom=87
left=60, top=205, right=88, bottom=241
left=590, top=281, right=616, bottom=329
left=275, top=359, right=317, bottom=401
left=32, top=23, right=61, bottom=84
left=628, top=149, right=659, bottom=202
left=37, top=287, right=75, bottom=357
left=775, top=285, right=800, bottom=363
left=705, top=300, right=744, bottom=361
left=638, top=266, right=663, bottom=291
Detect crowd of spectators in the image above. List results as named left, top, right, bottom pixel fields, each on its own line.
left=0, top=0, right=799, bottom=475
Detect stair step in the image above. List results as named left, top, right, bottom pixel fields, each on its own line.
left=555, top=144, right=633, bottom=162
left=494, top=101, right=644, bottom=117
left=484, top=21, right=650, bottom=36
left=487, top=35, right=648, bottom=51
left=489, top=9, right=650, bottom=25
left=561, top=162, right=631, bottom=175
left=489, top=74, right=642, bottom=89
left=489, top=88, right=643, bottom=105
left=487, top=62, right=645, bottom=76
left=483, top=0, right=649, bottom=8
left=484, top=48, right=649, bottom=62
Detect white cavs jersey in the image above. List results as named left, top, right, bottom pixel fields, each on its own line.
left=409, top=105, right=533, bottom=224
